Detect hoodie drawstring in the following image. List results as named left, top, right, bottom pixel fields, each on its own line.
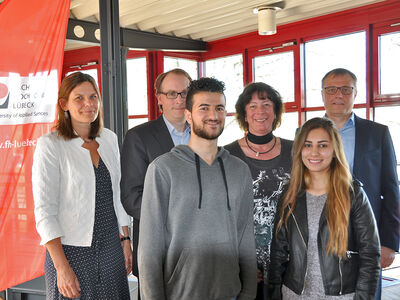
left=195, top=154, right=203, bottom=209
left=217, top=157, right=231, bottom=211
left=194, top=153, right=231, bottom=211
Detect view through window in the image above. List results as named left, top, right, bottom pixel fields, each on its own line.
left=126, top=57, right=148, bottom=128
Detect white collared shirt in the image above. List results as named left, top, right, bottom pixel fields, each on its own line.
left=32, top=128, right=130, bottom=246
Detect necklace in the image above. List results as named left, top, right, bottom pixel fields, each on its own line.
left=73, top=129, right=93, bottom=143
left=247, top=131, right=273, bottom=145
left=245, top=136, right=276, bottom=157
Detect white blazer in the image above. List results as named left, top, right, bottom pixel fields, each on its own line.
left=32, top=128, right=130, bottom=246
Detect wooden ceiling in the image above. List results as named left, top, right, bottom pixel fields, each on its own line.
left=67, top=0, right=386, bottom=50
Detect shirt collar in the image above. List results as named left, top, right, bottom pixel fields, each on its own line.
left=323, top=112, right=355, bottom=129
left=343, top=112, right=355, bottom=129
left=163, top=114, right=190, bottom=135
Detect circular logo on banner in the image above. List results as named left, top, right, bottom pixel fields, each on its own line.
left=0, top=82, right=10, bottom=108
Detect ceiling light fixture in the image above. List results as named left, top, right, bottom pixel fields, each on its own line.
left=254, top=1, right=285, bottom=35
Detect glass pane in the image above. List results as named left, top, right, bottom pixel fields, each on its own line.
left=66, top=69, right=99, bottom=87
left=218, top=115, right=244, bottom=146
left=164, top=56, right=198, bottom=80
left=305, top=108, right=367, bottom=121
left=374, top=107, right=400, bottom=173
left=253, top=51, right=294, bottom=102
left=126, top=57, right=148, bottom=116
left=128, top=117, right=148, bottom=129
left=305, top=31, right=366, bottom=107
left=305, top=110, right=325, bottom=121
left=379, top=31, right=400, bottom=94
left=274, top=111, right=298, bottom=141
left=205, top=54, right=243, bottom=113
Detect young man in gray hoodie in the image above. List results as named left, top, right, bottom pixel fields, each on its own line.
left=138, top=77, right=257, bottom=300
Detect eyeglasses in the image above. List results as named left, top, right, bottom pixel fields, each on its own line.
left=158, top=90, right=188, bottom=99
left=323, top=86, right=355, bottom=95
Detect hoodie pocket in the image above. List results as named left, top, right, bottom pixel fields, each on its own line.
left=166, top=242, right=240, bottom=299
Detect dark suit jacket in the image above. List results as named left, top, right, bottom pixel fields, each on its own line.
left=120, top=115, right=174, bottom=220
left=120, top=116, right=174, bottom=278
left=353, top=114, right=400, bottom=251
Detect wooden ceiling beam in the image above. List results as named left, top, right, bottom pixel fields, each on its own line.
left=191, top=0, right=381, bottom=40
left=70, top=0, right=98, bottom=20
left=200, top=0, right=383, bottom=41
left=120, top=0, right=208, bottom=27
left=138, top=0, right=263, bottom=31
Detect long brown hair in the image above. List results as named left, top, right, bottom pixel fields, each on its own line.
left=277, top=117, right=353, bottom=258
left=55, top=72, right=103, bottom=139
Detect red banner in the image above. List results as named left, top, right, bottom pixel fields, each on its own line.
left=0, top=0, right=70, bottom=290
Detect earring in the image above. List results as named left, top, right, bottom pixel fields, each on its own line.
left=64, top=111, right=69, bottom=119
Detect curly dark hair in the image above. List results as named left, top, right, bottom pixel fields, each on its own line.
left=186, top=77, right=226, bottom=111
left=235, top=82, right=284, bottom=132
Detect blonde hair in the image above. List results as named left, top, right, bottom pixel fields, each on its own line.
left=277, top=117, right=353, bottom=258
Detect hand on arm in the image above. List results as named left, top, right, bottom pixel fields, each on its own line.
left=381, top=246, right=396, bottom=268
left=120, top=226, right=132, bottom=275
left=46, top=238, right=81, bottom=298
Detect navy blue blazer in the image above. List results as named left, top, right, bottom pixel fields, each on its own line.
left=353, top=114, right=400, bottom=251
left=120, top=115, right=174, bottom=220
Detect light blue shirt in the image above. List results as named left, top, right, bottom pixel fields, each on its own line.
left=339, top=113, right=356, bottom=174
left=163, top=114, right=191, bottom=146
left=325, top=113, right=356, bottom=174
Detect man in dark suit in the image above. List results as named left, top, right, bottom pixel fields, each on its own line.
left=120, top=69, right=192, bottom=291
left=321, top=68, right=400, bottom=299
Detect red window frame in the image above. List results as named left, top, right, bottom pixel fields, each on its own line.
left=372, top=19, right=400, bottom=106
left=247, top=40, right=299, bottom=110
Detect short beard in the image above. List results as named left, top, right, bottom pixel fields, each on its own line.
left=192, top=119, right=224, bottom=140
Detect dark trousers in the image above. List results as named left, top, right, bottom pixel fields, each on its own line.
left=256, top=282, right=271, bottom=300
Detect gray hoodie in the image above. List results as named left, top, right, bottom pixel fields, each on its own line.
left=138, top=145, right=257, bottom=300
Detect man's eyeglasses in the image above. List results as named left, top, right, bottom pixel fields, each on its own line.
left=158, top=90, right=188, bottom=99
left=323, top=86, right=355, bottom=95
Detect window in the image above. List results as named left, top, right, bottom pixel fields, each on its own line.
left=164, top=56, right=198, bottom=80
left=253, top=51, right=295, bottom=103
left=218, top=115, right=243, bottom=146
left=305, top=31, right=367, bottom=107
left=205, top=54, right=243, bottom=113
left=379, top=31, right=400, bottom=94
left=126, top=57, right=148, bottom=128
left=205, top=54, right=244, bottom=145
left=274, top=112, right=298, bottom=141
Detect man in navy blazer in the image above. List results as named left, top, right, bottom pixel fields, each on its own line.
left=321, top=68, right=400, bottom=299
left=120, top=69, right=191, bottom=286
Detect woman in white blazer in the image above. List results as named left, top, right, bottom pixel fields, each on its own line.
left=32, top=72, right=131, bottom=299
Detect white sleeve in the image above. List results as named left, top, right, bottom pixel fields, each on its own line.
left=32, top=135, right=64, bottom=245
left=111, top=132, right=130, bottom=229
